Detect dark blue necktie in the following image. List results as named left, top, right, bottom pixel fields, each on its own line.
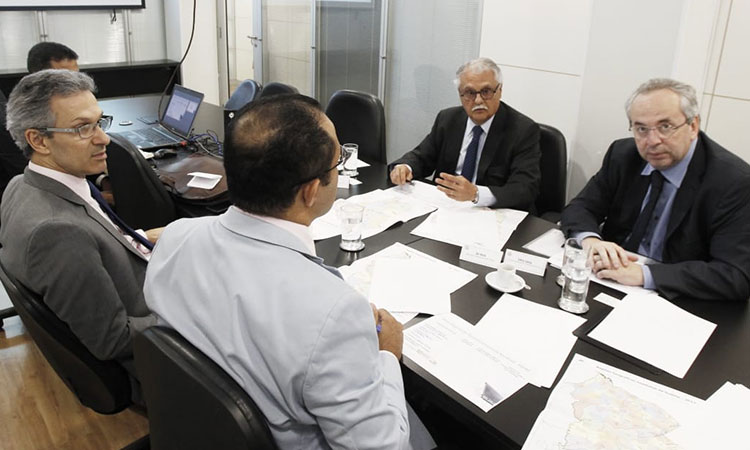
left=461, top=125, right=483, bottom=182
left=624, top=171, right=665, bottom=252
left=88, top=181, right=154, bottom=251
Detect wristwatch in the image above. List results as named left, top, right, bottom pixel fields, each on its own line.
left=472, top=189, right=479, bottom=204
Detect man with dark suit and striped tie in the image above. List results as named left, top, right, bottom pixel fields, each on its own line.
left=389, top=57, right=541, bottom=211
left=561, top=78, right=750, bottom=302
left=0, top=69, right=159, bottom=403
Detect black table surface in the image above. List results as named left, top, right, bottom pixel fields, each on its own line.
left=314, top=165, right=750, bottom=448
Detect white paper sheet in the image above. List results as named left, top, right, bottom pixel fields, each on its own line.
left=523, top=228, right=566, bottom=257
left=368, top=258, right=451, bottom=315
left=588, top=294, right=717, bottom=378
left=670, top=382, right=750, bottom=450
left=404, top=314, right=530, bottom=412
left=186, top=171, right=222, bottom=190
left=338, top=243, right=476, bottom=305
left=522, top=354, right=704, bottom=450
left=475, top=294, right=586, bottom=388
left=411, top=207, right=528, bottom=249
left=390, top=180, right=474, bottom=210
left=310, top=190, right=435, bottom=240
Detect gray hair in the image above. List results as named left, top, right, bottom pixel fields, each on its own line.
left=454, top=57, right=503, bottom=87
left=625, top=78, right=699, bottom=123
left=6, top=69, right=96, bottom=158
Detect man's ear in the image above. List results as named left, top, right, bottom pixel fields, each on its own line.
left=299, top=178, right=321, bottom=208
left=25, top=129, right=51, bottom=155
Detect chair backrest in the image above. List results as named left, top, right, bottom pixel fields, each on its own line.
left=225, top=79, right=262, bottom=111
left=535, top=123, right=567, bottom=217
left=0, top=261, right=132, bottom=414
left=257, top=82, right=298, bottom=99
left=134, top=326, right=279, bottom=450
left=106, top=132, right=177, bottom=230
left=325, top=89, right=387, bottom=164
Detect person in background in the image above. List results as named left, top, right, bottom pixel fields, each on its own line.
left=389, top=57, right=541, bottom=211
left=561, top=78, right=750, bottom=301
left=27, top=41, right=79, bottom=73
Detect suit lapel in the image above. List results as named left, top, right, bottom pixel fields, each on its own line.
left=666, top=136, right=706, bottom=239
left=24, top=170, right=147, bottom=260
left=477, top=103, right=507, bottom=178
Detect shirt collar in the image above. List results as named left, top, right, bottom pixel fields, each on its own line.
left=465, top=113, right=495, bottom=137
left=640, top=137, right=698, bottom=188
left=27, top=161, right=94, bottom=202
left=233, top=206, right=317, bottom=256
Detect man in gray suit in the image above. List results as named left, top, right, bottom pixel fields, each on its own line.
left=0, top=70, right=157, bottom=402
left=145, top=95, right=435, bottom=449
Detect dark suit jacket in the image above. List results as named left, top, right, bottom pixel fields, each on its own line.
left=561, top=132, right=750, bottom=301
left=391, top=103, right=541, bottom=211
left=0, top=92, right=28, bottom=201
left=0, top=169, right=156, bottom=386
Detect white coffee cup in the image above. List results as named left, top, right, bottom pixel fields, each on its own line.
left=495, top=262, right=517, bottom=288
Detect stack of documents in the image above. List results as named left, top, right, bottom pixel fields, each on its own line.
left=523, top=354, right=704, bottom=449
left=411, top=207, right=527, bottom=250
left=310, top=189, right=436, bottom=240
left=390, top=180, right=474, bottom=210
left=339, top=243, right=476, bottom=321
left=588, top=293, right=717, bottom=378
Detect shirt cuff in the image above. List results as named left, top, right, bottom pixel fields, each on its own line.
left=572, top=231, right=602, bottom=245
left=641, top=264, right=655, bottom=289
left=474, top=185, right=497, bottom=207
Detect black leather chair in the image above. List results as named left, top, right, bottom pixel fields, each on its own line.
left=257, top=82, right=298, bottom=99
left=0, top=260, right=133, bottom=414
left=226, top=79, right=262, bottom=111
left=106, top=132, right=177, bottom=230
left=325, top=89, right=387, bottom=164
left=535, top=123, right=568, bottom=222
left=134, top=326, right=279, bottom=450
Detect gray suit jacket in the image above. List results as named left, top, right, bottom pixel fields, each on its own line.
left=0, top=169, right=155, bottom=378
left=145, top=207, right=420, bottom=449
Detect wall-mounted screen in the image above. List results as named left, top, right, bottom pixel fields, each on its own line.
left=0, top=0, right=145, bottom=9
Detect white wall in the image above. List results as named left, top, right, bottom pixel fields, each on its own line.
left=480, top=0, right=727, bottom=200
left=165, top=0, right=221, bottom=105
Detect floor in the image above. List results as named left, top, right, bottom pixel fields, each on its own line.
left=0, top=316, right=149, bottom=450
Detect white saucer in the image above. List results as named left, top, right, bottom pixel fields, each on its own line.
left=485, top=272, right=525, bottom=293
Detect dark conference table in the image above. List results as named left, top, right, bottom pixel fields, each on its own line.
left=100, top=95, right=750, bottom=448
left=315, top=163, right=750, bottom=449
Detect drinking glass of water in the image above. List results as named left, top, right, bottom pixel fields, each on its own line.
left=557, top=238, right=591, bottom=314
left=339, top=203, right=365, bottom=252
left=340, top=143, right=359, bottom=177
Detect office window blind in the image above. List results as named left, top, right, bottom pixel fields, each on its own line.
left=0, top=12, right=40, bottom=70
left=45, top=10, right=127, bottom=64
left=128, top=0, right=167, bottom=61
left=384, top=0, right=482, bottom=163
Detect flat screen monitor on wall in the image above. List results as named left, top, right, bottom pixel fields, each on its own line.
left=0, top=0, right=144, bottom=9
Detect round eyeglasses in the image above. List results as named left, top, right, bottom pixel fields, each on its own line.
left=34, top=115, right=113, bottom=139
left=630, top=119, right=691, bottom=140
left=459, top=84, right=501, bottom=101
left=294, top=145, right=351, bottom=187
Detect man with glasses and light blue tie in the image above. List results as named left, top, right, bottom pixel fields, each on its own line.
left=561, top=78, right=750, bottom=301
left=389, top=57, right=541, bottom=211
left=0, top=69, right=159, bottom=403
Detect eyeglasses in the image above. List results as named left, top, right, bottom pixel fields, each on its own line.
left=630, top=119, right=691, bottom=140
left=459, top=84, right=501, bottom=101
left=34, top=115, right=113, bottom=139
left=295, top=145, right=351, bottom=186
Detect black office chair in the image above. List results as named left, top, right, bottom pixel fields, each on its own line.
left=0, top=260, right=133, bottom=414
left=257, top=82, right=298, bottom=99
left=226, top=79, right=262, bottom=111
left=325, top=90, right=387, bottom=164
left=107, top=132, right=177, bottom=230
left=134, top=326, right=279, bottom=450
left=535, top=123, right=567, bottom=222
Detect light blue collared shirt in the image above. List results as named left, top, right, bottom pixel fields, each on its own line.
left=574, top=138, right=697, bottom=289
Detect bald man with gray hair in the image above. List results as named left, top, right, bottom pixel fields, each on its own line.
left=389, top=57, right=541, bottom=211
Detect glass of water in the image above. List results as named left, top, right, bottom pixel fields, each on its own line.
left=340, top=143, right=359, bottom=177
left=339, top=203, right=365, bottom=252
left=558, top=238, right=591, bottom=314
